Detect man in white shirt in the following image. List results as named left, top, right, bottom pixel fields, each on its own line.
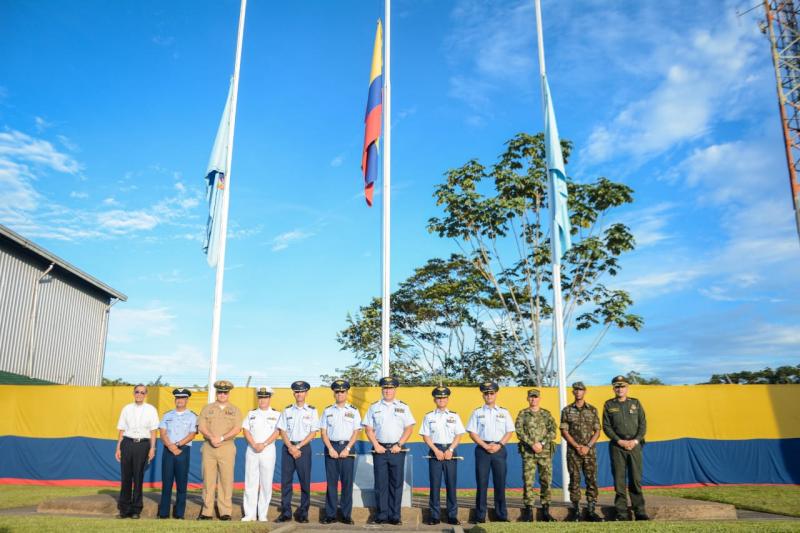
left=363, top=376, right=416, bottom=525
left=242, top=387, right=280, bottom=522
left=320, top=379, right=362, bottom=525
left=420, top=386, right=465, bottom=526
left=276, top=380, right=320, bottom=523
left=466, top=381, right=515, bottom=523
left=115, top=384, right=159, bottom=519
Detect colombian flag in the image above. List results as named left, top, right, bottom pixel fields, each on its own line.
left=361, top=20, right=383, bottom=207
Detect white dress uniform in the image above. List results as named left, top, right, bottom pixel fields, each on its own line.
left=242, top=407, right=280, bottom=521
left=363, top=399, right=416, bottom=443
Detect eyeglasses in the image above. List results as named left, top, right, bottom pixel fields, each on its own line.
left=613, top=385, right=626, bottom=389
left=134, top=390, right=146, bottom=395
left=483, top=392, right=496, bottom=396
left=217, top=391, right=229, bottom=395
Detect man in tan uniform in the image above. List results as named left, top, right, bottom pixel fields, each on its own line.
left=197, top=380, right=242, bottom=520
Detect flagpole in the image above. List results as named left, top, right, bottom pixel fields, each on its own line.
left=208, top=0, right=247, bottom=403
left=534, top=0, right=569, bottom=502
left=380, top=0, right=391, bottom=378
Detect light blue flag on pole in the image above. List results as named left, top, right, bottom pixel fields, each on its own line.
left=203, top=81, right=233, bottom=268
left=543, top=74, right=572, bottom=257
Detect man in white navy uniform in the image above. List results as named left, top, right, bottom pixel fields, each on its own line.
left=276, top=380, right=320, bottom=523
left=420, top=385, right=465, bottom=526
left=320, top=379, right=362, bottom=525
left=115, top=384, right=159, bottom=519
left=363, top=376, right=416, bottom=525
left=157, top=388, right=197, bottom=519
left=466, top=381, right=514, bottom=523
left=242, top=387, right=280, bottom=522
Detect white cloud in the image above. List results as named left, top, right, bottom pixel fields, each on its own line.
left=330, top=154, right=345, bottom=167
left=34, top=116, right=53, bottom=133
left=97, top=210, right=159, bottom=233
left=108, top=306, right=176, bottom=343
left=102, top=197, right=120, bottom=206
left=0, top=129, right=82, bottom=174
left=271, top=229, right=314, bottom=252
left=623, top=202, right=674, bottom=248
left=107, top=345, right=208, bottom=376
left=69, top=191, right=88, bottom=199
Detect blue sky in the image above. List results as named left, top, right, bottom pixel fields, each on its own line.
left=1, top=0, right=797, bottom=387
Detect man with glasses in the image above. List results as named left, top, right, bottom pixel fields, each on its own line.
left=466, top=382, right=514, bottom=523
left=115, top=384, right=159, bottom=519
left=276, top=380, right=320, bottom=524
left=197, top=380, right=242, bottom=520
left=320, top=379, right=361, bottom=525
left=157, top=388, right=198, bottom=519
left=603, top=375, right=648, bottom=521
left=363, top=376, right=416, bottom=525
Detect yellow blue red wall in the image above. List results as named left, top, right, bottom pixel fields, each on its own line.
left=1, top=385, right=798, bottom=488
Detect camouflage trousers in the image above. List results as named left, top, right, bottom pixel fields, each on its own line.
left=521, top=452, right=552, bottom=505
left=567, top=447, right=598, bottom=503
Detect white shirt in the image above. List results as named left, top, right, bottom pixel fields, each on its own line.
left=243, top=407, right=280, bottom=445
left=466, top=404, right=514, bottom=441
left=419, top=408, right=465, bottom=445
left=320, top=403, right=362, bottom=442
left=277, top=403, right=320, bottom=442
left=363, top=399, right=416, bottom=443
left=117, top=402, right=159, bottom=439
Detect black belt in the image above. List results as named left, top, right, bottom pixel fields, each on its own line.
left=434, top=443, right=451, bottom=449
left=378, top=442, right=398, bottom=447
left=290, top=441, right=308, bottom=446
left=123, top=436, right=149, bottom=443
left=485, top=441, right=500, bottom=444
left=331, top=440, right=350, bottom=446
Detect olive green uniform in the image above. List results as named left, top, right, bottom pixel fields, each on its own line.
left=561, top=401, right=600, bottom=503
left=198, top=402, right=243, bottom=517
left=602, top=397, right=646, bottom=516
left=515, top=408, right=556, bottom=505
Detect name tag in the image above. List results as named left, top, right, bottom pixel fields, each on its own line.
left=344, top=412, right=355, bottom=419
left=395, top=408, right=405, bottom=414
left=447, top=417, right=455, bottom=424
left=608, top=407, right=620, bottom=413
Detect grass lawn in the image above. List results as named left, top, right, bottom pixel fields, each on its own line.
left=469, top=522, right=800, bottom=532
left=0, top=515, right=270, bottom=532
left=647, top=486, right=800, bottom=518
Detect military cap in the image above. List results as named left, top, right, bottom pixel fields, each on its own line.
left=527, top=388, right=540, bottom=398
left=479, top=381, right=499, bottom=393
left=331, top=379, right=351, bottom=392
left=291, top=380, right=311, bottom=392
left=379, top=376, right=400, bottom=388
left=572, top=381, right=586, bottom=390
left=611, top=375, right=629, bottom=386
left=432, top=386, right=451, bottom=398
left=214, top=380, right=234, bottom=392
left=256, top=386, right=273, bottom=398
left=172, top=388, right=192, bottom=398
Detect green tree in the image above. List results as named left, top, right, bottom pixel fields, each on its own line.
left=706, top=365, right=800, bottom=384
left=427, top=133, right=642, bottom=386
left=624, top=370, right=663, bottom=385
left=102, top=377, right=133, bottom=386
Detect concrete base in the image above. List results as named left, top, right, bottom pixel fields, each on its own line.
left=37, top=492, right=736, bottom=523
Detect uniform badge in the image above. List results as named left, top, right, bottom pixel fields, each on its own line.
left=447, top=417, right=455, bottom=424
left=344, top=412, right=355, bottom=419
left=631, top=404, right=638, bottom=411
left=608, top=407, right=620, bottom=413
left=395, top=408, right=405, bottom=413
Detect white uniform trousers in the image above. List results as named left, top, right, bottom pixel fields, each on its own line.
left=243, top=444, right=276, bottom=521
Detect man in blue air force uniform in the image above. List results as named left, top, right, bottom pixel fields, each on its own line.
left=157, top=388, right=197, bottom=519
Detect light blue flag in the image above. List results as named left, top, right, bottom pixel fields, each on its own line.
left=203, top=81, right=233, bottom=267
left=543, top=74, right=572, bottom=257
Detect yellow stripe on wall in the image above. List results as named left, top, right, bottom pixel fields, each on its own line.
left=1, top=384, right=798, bottom=442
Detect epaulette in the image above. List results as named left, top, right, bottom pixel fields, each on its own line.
left=286, top=404, right=293, bottom=408
left=425, top=410, right=435, bottom=416
left=326, top=404, right=334, bottom=410
left=450, top=411, right=457, bottom=414
left=371, top=400, right=381, bottom=405
left=308, top=404, right=315, bottom=409
left=396, top=399, right=408, bottom=405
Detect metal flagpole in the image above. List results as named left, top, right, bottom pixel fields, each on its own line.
left=208, top=0, right=247, bottom=403
left=534, top=0, right=569, bottom=501
left=380, top=0, right=391, bottom=378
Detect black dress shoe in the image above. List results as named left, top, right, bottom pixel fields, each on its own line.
left=173, top=516, right=184, bottom=520
left=197, top=515, right=213, bottom=520
left=496, top=517, right=510, bottom=522
left=389, top=518, right=402, bottom=525
left=371, top=518, right=387, bottom=524
left=220, top=515, right=231, bottom=521
left=129, top=513, right=140, bottom=519
left=475, top=517, right=486, bottom=523
left=447, top=518, right=461, bottom=525
left=321, top=516, right=336, bottom=524
left=341, top=517, right=355, bottom=525
left=276, top=515, right=292, bottom=523
left=425, top=518, right=440, bottom=525
left=116, top=514, right=128, bottom=519
left=635, top=513, right=650, bottom=521
left=296, top=516, right=309, bottom=524
left=157, top=515, right=169, bottom=519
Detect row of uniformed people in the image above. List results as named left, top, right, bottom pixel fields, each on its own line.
left=116, top=374, right=646, bottom=523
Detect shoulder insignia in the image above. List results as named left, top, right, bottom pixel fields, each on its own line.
left=308, top=405, right=315, bottom=409
left=286, top=404, right=293, bottom=409
left=326, top=404, right=334, bottom=409
left=425, top=410, right=434, bottom=416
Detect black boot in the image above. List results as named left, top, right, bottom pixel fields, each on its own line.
left=587, top=501, right=604, bottom=522
left=520, top=505, right=534, bottom=522
left=568, top=502, right=581, bottom=522
left=541, top=504, right=556, bottom=522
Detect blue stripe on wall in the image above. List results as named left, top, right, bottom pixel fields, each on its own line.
left=2, top=436, right=798, bottom=487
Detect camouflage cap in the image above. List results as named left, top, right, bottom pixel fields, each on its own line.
left=572, top=381, right=586, bottom=390
left=432, top=386, right=451, bottom=398
left=479, top=381, right=499, bottom=393
left=611, top=375, right=629, bottom=386
left=527, top=388, right=540, bottom=398
left=291, top=380, right=311, bottom=392
left=256, top=386, right=273, bottom=398
left=172, top=388, right=192, bottom=398
left=379, top=376, right=400, bottom=388
left=331, top=379, right=351, bottom=392
left=214, top=380, right=234, bottom=392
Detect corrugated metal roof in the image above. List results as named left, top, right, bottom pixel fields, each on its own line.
left=0, top=224, right=127, bottom=301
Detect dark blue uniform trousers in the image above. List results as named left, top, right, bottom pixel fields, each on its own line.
left=428, top=444, right=458, bottom=521
left=373, top=447, right=406, bottom=522
left=158, top=445, right=191, bottom=518
left=280, top=443, right=312, bottom=519
left=324, top=441, right=355, bottom=520
left=474, top=445, right=508, bottom=520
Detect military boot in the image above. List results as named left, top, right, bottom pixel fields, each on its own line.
left=568, top=502, right=581, bottom=522
left=520, top=505, right=534, bottom=522
left=541, top=504, right=556, bottom=522
left=587, top=501, right=604, bottom=522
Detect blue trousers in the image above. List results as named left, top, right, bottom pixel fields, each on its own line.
left=158, top=445, right=191, bottom=518
left=280, top=443, right=311, bottom=519
left=373, top=447, right=405, bottom=522
left=475, top=445, right=507, bottom=520
left=428, top=444, right=458, bottom=521
left=324, top=441, right=355, bottom=519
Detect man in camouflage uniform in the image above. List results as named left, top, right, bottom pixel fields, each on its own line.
left=603, top=375, right=648, bottom=521
left=561, top=382, right=603, bottom=522
left=514, top=389, right=556, bottom=522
